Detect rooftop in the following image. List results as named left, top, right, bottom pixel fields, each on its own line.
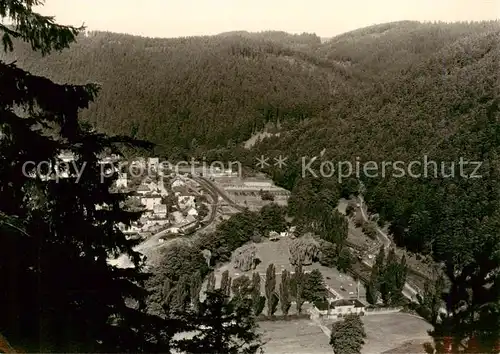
left=331, top=299, right=365, bottom=308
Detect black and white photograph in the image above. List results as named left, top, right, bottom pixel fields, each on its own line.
left=0, top=0, right=499, bottom=353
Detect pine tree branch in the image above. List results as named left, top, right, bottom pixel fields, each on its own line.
left=0, top=60, right=99, bottom=114
left=0, top=1, right=82, bottom=55
left=0, top=212, right=30, bottom=237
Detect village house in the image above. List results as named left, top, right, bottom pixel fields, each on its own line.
left=182, top=215, right=197, bottom=225
left=145, top=180, right=160, bottom=193
left=170, top=211, right=182, bottom=224
left=311, top=299, right=366, bottom=320
left=186, top=207, right=198, bottom=217
left=178, top=194, right=196, bottom=211
left=118, top=222, right=141, bottom=235
left=153, top=204, right=167, bottom=218
left=136, top=184, right=151, bottom=195
left=170, top=211, right=197, bottom=225
left=131, top=157, right=146, bottom=169
left=171, top=176, right=186, bottom=189
left=58, top=151, right=75, bottom=162
left=148, top=157, right=160, bottom=171
left=140, top=195, right=162, bottom=210
left=330, top=299, right=366, bottom=316
left=269, top=231, right=287, bottom=241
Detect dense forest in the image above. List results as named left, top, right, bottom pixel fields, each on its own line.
left=3, top=29, right=344, bottom=157
left=4, top=18, right=500, bottom=351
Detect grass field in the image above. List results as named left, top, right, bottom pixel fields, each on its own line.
left=260, top=319, right=332, bottom=354
left=320, top=312, right=431, bottom=353
left=382, top=339, right=430, bottom=354
left=361, top=313, right=432, bottom=354
left=259, top=313, right=431, bottom=353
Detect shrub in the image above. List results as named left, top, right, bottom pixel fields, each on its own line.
left=289, top=237, right=320, bottom=266
left=259, top=189, right=275, bottom=201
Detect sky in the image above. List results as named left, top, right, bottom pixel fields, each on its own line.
left=37, top=0, right=500, bottom=38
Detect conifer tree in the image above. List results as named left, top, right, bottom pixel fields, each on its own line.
left=294, top=265, right=306, bottom=314
left=380, top=248, right=407, bottom=306
left=175, top=290, right=262, bottom=354
left=265, top=263, right=277, bottom=315
left=232, top=275, right=252, bottom=299
left=220, top=270, right=232, bottom=296
left=367, top=246, right=385, bottom=305
left=206, top=271, right=216, bottom=293
left=0, top=1, right=173, bottom=352
left=162, top=277, right=176, bottom=314
left=190, top=271, right=203, bottom=311
left=251, top=272, right=265, bottom=316
left=279, top=270, right=291, bottom=316
left=304, top=269, right=327, bottom=303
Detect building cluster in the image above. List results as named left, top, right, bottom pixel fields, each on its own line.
left=117, top=157, right=210, bottom=238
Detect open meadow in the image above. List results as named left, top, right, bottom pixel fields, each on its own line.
left=361, top=313, right=432, bottom=354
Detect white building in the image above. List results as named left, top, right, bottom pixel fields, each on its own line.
left=58, top=151, right=75, bottom=162
left=186, top=207, right=198, bottom=217
left=170, top=211, right=185, bottom=224
left=145, top=181, right=159, bottom=193
left=153, top=204, right=167, bottom=218
left=269, top=231, right=280, bottom=241
left=178, top=195, right=196, bottom=210
left=116, top=173, right=128, bottom=188
left=131, top=158, right=146, bottom=168
left=165, top=227, right=180, bottom=235
left=141, top=195, right=162, bottom=210
left=329, top=299, right=365, bottom=316
left=118, top=222, right=141, bottom=234
left=148, top=157, right=159, bottom=170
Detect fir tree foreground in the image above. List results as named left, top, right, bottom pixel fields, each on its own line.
left=0, top=1, right=179, bottom=352
left=0, top=2, right=264, bottom=353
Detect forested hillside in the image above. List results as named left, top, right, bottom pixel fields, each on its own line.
left=6, top=19, right=500, bottom=350
left=6, top=20, right=500, bottom=256
left=255, top=20, right=500, bottom=254
left=8, top=21, right=500, bottom=258
left=4, top=30, right=346, bottom=158
left=249, top=21, right=500, bottom=348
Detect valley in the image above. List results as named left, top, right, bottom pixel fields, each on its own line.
left=2, top=4, right=500, bottom=352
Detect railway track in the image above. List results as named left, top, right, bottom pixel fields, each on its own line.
left=194, top=176, right=246, bottom=212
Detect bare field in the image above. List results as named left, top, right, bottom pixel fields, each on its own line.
left=260, top=320, right=332, bottom=354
